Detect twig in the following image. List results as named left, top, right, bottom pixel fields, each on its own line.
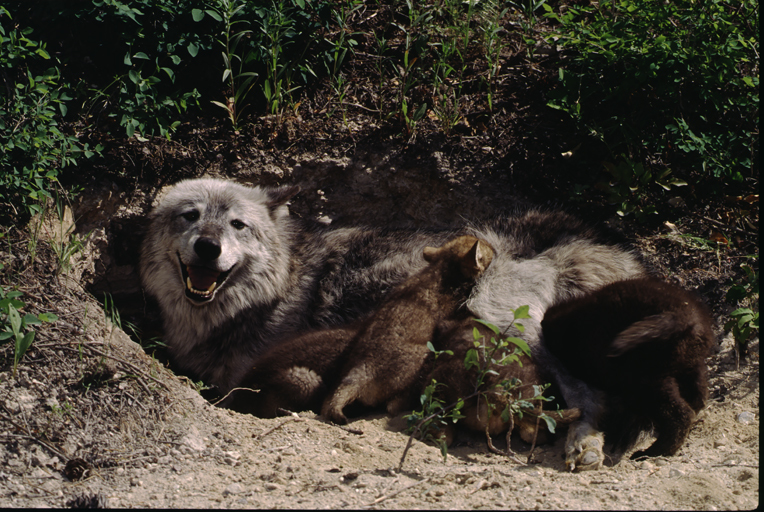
left=252, top=415, right=304, bottom=442
left=363, top=477, right=430, bottom=507
left=339, top=425, right=364, bottom=435
left=527, top=406, right=542, bottom=463
left=210, top=386, right=260, bottom=407
left=484, top=420, right=526, bottom=466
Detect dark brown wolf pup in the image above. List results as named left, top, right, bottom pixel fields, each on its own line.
left=541, top=277, right=715, bottom=461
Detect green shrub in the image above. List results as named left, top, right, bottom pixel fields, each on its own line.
left=70, top=0, right=207, bottom=138
left=544, top=0, right=759, bottom=182
left=0, top=8, right=100, bottom=217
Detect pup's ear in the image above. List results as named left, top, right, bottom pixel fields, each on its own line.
left=266, top=185, right=301, bottom=210
left=423, top=246, right=439, bottom=262
left=463, top=239, right=494, bottom=276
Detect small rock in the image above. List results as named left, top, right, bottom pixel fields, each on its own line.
left=224, top=483, right=243, bottom=495
left=180, top=426, right=206, bottom=452
left=713, top=437, right=728, bottom=448
left=30, top=468, right=48, bottom=479
left=736, top=411, right=755, bottom=424
left=669, top=468, right=686, bottom=478
left=265, top=482, right=281, bottom=491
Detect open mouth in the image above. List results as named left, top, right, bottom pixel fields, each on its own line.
left=178, top=255, right=232, bottom=303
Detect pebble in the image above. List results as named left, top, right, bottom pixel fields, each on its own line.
left=669, top=468, right=686, bottom=478
left=224, top=483, right=243, bottom=495
left=736, top=411, right=755, bottom=424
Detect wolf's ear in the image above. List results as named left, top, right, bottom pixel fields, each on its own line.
left=266, top=185, right=300, bottom=210
left=423, top=246, right=439, bottom=262
left=464, top=239, right=494, bottom=276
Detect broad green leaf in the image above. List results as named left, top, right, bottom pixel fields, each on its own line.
left=473, top=319, right=501, bottom=335
left=16, top=331, right=35, bottom=361
left=38, top=312, right=58, bottom=322
left=506, top=336, right=531, bottom=356
left=513, top=305, right=531, bottom=320
left=8, top=304, right=21, bottom=334
left=205, top=9, right=223, bottom=22
left=23, top=314, right=41, bottom=326
left=541, top=413, right=557, bottom=434
left=464, top=348, right=479, bottom=370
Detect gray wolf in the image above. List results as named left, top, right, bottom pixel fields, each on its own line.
left=541, top=277, right=715, bottom=466
left=140, top=177, right=646, bottom=469
left=225, top=235, right=493, bottom=420
left=429, top=317, right=582, bottom=447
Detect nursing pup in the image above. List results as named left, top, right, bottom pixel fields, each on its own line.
left=428, top=317, right=581, bottom=447
left=140, top=178, right=646, bottom=470
left=542, top=278, right=715, bottom=466
left=320, top=235, right=494, bottom=424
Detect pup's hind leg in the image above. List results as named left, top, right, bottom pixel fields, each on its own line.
left=322, top=364, right=379, bottom=424
left=630, top=377, right=696, bottom=459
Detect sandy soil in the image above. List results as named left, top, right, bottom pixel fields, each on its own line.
left=0, top=231, right=758, bottom=510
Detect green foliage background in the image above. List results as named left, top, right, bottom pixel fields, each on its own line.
left=0, top=0, right=758, bottom=220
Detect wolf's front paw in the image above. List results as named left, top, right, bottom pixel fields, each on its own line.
left=565, top=422, right=605, bottom=471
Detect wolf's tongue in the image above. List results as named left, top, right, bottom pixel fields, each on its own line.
left=186, top=266, right=220, bottom=290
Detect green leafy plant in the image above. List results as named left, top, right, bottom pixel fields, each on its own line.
left=395, top=33, right=429, bottom=139
left=596, top=156, right=687, bottom=220
left=255, top=0, right=315, bottom=120
left=68, top=0, right=205, bottom=140
left=196, top=0, right=259, bottom=132
left=480, top=0, right=509, bottom=112
left=725, top=262, right=759, bottom=368
left=1, top=288, right=58, bottom=377
left=401, top=307, right=557, bottom=467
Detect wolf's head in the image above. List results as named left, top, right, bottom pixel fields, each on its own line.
left=141, top=178, right=299, bottom=309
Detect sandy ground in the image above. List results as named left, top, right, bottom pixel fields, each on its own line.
left=0, top=301, right=758, bottom=509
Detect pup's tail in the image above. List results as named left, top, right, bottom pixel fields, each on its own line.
left=544, top=407, right=582, bottom=425
left=607, top=312, right=688, bottom=357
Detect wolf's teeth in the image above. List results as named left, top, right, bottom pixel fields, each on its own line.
left=186, top=276, right=216, bottom=296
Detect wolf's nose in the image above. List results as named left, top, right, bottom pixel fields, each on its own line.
left=194, top=237, right=221, bottom=261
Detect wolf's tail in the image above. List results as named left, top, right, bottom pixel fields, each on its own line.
left=607, top=312, right=689, bottom=357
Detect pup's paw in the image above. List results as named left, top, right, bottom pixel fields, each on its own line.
left=565, top=422, right=605, bottom=471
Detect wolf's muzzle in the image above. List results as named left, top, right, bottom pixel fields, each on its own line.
left=178, top=254, right=232, bottom=303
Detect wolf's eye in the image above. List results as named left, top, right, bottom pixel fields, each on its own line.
left=231, top=219, right=246, bottom=230
left=181, top=211, right=199, bottom=222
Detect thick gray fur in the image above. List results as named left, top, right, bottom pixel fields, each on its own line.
left=140, top=178, right=646, bottom=457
